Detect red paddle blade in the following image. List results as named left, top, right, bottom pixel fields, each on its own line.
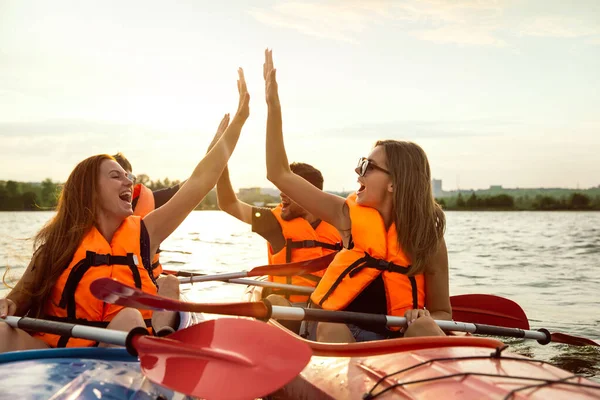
left=133, top=319, right=312, bottom=400
left=249, top=252, right=336, bottom=277
left=550, top=332, right=600, bottom=347
left=91, top=278, right=270, bottom=318
left=450, top=294, right=530, bottom=330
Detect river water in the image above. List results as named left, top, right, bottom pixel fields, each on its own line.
left=1, top=210, right=598, bottom=382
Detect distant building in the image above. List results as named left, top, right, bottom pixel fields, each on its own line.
left=260, top=187, right=281, bottom=197
left=432, top=179, right=443, bottom=198
left=238, top=187, right=261, bottom=196
left=237, top=187, right=280, bottom=197
left=490, top=185, right=503, bottom=191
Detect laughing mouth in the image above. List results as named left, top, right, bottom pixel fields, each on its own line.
left=119, top=191, right=132, bottom=203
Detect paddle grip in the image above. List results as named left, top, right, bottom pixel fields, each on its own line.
left=303, top=308, right=388, bottom=326
left=17, top=317, right=75, bottom=336
left=125, top=327, right=150, bottom=357
left=536, top=328, right=552, bottom=345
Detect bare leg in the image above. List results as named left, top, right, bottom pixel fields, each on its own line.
left=152, top=275, right=180, bottom=332
left=100, top=307, right=145, bottom=348
left=403, top=316, right=445, bottom=337
left=0, top=321, right=49, bottom=353
left=316, top=322, right=356, bottom=343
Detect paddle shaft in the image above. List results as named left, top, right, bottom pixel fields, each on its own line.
left=178, top=271, right=248, bottom=282
left=178, top=275, right=314, bottom=293
left=91, top=278, right=598, bottom=347
left=268, top=306, right=552, bottom=344
left=3, top=316, right=129, bottom=346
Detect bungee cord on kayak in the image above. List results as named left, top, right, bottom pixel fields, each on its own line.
left=363, top=349, right=600, bottom=399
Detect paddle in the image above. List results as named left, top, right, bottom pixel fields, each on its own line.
left=450, top=294, right=530, bottom=330
left=177, top=275, right=314, bottom=293
left=2, top=315, right=312, bottom=399
left=90, top=278, right=599, bottom=347
left=171, top=252, right=336, bottom=285
left=169, top=272, right=534, bottom=327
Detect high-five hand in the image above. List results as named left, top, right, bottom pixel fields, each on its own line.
left=207, top=113, right=230, bottom=152
left=263, top=49, right=280, bottom=108
left=236, top=67, right=250, bottom=121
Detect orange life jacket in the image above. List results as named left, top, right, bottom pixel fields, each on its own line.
left=311, top=193, right=425, bottom=322
left=33, top=216, right=157, bottom=348
left=267, top=204, right=342, bottom=302
left=133, top=184, right=162, bottom=278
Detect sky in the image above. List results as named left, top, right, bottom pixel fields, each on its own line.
left=1, top=0, right=599, bottom=191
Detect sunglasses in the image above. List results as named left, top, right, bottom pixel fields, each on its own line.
left=356, top=157, right=390, bottom=177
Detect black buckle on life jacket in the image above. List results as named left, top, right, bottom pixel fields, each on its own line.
left=86, top=251, right=135, bottom=267
left=87, top=251, right=112, bottom=266
left=303, top=240, right=316, bottom=247
left=378, top=259, right=394, bottom=272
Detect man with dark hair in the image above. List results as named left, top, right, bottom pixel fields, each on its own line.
left=210, top=116, right=341, bottom=307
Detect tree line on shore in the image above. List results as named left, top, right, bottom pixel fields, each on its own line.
left=1, top=178, right=599, bottom=211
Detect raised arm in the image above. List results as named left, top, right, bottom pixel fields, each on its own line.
left=208, top=114, right=252, bottom=224
left=143, top=68, right=250, bottom=254
left=263, top=49, right=347, bottom=230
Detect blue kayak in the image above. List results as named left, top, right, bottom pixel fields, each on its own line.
left=0, top=311, right=202, bottom=400
left=0, top=347, right=195, bottom=400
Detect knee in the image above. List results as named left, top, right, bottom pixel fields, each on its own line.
left=0, top=321, right=15, bottom=339
left=265, top=294, right=292, bottom=307
left=316, top=322, right=352, bottom=343
left=110, top=307, right=145, bottom=329
left=157, top=275, right=180, bottom=298
left=404, top=316, right=445, bottom=337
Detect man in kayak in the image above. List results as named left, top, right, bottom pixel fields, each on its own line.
left=208, top=114, right=341, bottom=307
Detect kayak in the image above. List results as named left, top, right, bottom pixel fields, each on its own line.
left=240, top=281, right=600, bottom=400
left=0, top=310, right=202, bottom=400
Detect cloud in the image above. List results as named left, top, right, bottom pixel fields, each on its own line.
left=248, top=0, right=508, bottom=46
left=248, top=2, right=377, bottom=43
left=0, top=119, right=164, bottom=139
left=519, top=16, right=599, bottom=38
left=411, top=24, right=507, bottom=47
left=317, top=118, right=520, bottom=139
left=250, top=1, right=600, bottom=47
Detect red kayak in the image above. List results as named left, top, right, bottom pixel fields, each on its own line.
left=89, top=276, right=600, bottom=399
left=241, top=283, right=600, bottom=400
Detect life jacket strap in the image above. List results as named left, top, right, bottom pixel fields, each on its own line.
left=318, top=252, right=418, bottom=310
left=58, top=251, right=144, bottom=321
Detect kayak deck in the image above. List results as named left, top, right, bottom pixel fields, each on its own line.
left=284, top=343, right=600, bottom=399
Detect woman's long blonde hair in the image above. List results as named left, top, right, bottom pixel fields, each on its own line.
left=376, top=140, right=445, bottom=275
